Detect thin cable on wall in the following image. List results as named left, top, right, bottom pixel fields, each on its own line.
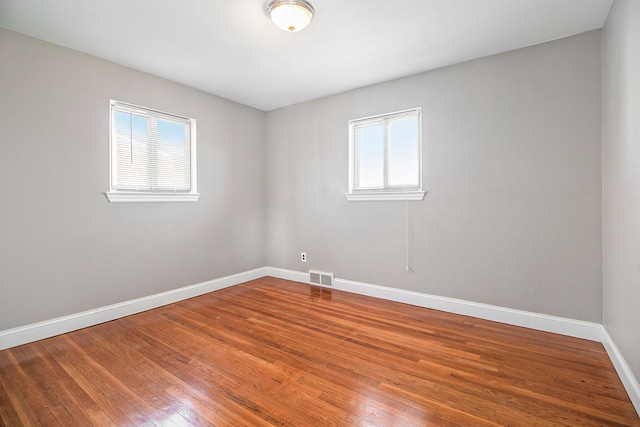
left=405, top=192, right=413, bottom=273
left=129, top=113, right=133, bottom=164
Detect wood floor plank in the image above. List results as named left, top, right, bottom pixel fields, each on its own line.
left=122, top=326, right=280, bottom=426
left=131, top=313, right=350, bottom=426
left=67, top=328, right=196, bottom=427
left=0, top=375, right=24, bottom=427
left=89, top=326, right=214, bottom=427
left=0, top=350, right=52, bottom=427
left=8, top=344, right=83, bottom=427
left=0, top=277, right=638, bottom=426
left=48, top=335, right=154, bottom=426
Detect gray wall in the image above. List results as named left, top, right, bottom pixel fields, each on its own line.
left=603, top=0, right=640, bottom=380
left=0, top=26, right=606, bottom=332
left=0, top=28, right=266, bottom=330
left=266, top=31, right=603, bottom=322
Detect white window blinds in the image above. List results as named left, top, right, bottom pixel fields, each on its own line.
left=110, top=101, right=194, bottom=193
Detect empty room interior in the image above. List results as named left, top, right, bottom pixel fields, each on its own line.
left=1, top=0, right=639, bottom=425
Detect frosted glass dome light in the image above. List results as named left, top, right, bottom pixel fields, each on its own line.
left=267, top=0, right=315, bottom=33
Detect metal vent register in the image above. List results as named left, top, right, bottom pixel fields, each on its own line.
left=309, top=270, right=333, bottom=287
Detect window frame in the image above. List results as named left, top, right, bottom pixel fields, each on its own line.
left=106, top=100, right=199, bottom=203
left=347, top=107, right=425, bottom=201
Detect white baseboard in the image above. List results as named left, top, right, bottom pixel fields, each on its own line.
left=601, top=328, right=640, bottom=415
left=1, top=266, right=638, bottom=417
left=265, top=267, right=602, bottom=341
left=265, top=267, right=639, bottom=416
left=337, top=277, right=603, bottom=341
left=0, top=267, right=267, bottom=351
left=264, top=266, right=308, bottom=283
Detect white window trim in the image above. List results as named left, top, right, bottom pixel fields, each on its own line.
left=346, top=108, right=425, bottom=202
left=345, top=190, right=425, bottom=202
left=105, top=192, right=200, bottom=203
left=106, top=100, right=200, bottom=203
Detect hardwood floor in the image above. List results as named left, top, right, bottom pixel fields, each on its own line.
left=0, top=277, right=638, bottom=426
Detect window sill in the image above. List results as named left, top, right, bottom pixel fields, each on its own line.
left=345, top=190, right=425, bottom=202
left=106, top=191, right=200, bottom=203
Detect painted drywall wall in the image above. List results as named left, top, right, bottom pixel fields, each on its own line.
left=266, top=31, right=603, bottom=322
left=0, top=25, right=605, bottom=332
left=0, top=28, right=266, bottom=330
left=603, top=0, right=640, bottom=380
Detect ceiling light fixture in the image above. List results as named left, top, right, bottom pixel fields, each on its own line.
left=267, top=0, right=315, bottom=33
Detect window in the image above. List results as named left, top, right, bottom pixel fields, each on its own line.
left=347, top=108, right=425, bottom=201
left=106, top=100, right=199, bottom=202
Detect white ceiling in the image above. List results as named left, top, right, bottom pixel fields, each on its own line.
left=0, top=0, right=612, bottom=111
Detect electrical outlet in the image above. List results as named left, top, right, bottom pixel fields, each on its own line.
left=301, top=252, right=307, bottom=262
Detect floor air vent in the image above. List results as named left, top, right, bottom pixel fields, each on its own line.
left=309, top=270, right=334, bottom=287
